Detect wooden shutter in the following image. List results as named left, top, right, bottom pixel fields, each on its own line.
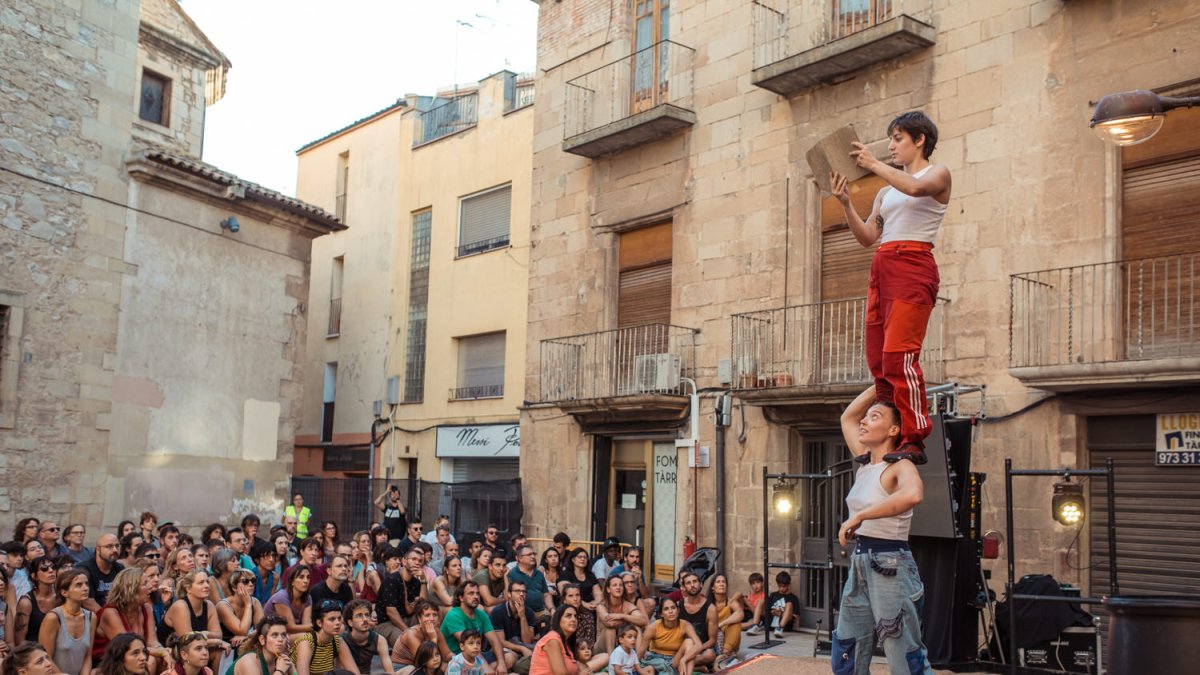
left=1121, top=155, right=1200, bottom=261
left=1087, top=415, right=1200, bottom=632
left=459, top=185, right=512, bottom=254
left=820, top=175, right=884, bottom=302
left=618, top=223, right=672, bottom=327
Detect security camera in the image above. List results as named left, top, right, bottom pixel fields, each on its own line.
left=220, top=216, right=240, bottom=233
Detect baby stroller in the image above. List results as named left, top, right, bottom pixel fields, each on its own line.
left=675, top=546, right=722, bottom=587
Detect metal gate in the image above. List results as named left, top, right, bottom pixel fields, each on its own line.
left=798, top=438, right=854, bottom=628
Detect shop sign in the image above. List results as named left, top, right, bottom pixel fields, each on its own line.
left=323, top=447, right=370, bottom=472
left=1155, top=413, right=1200, bottom=465
left=436, top=424, right=520, bottom=458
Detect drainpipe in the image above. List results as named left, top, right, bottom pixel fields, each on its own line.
left=714, top=392, right=730, bottom=574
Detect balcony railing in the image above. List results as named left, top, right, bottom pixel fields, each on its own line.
left=451, top=384, right=504, bottom=400
left=538, top=323, right=698, bottom=403
left=457, top=234, right=510, bottom=258
left=334, top=192, right=347, bottom=222
left=327, top=297, right=342, bottom=336
left=504, top=73, right=535, bottom=113
left=414, top=94, right=478, bottom=147
left=752, top=0, right=935, bottom=95
left=731, top=296, right=946, bottom=390
left=563, top=40, right=696, bottom=158
left=1010, top=253, right=1200, bottom=369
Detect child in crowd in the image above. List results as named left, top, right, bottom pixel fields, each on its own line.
left=764, top=573, right=800, bottom=640
left=607, top=625, right=650, bottom=675
left=447, top=630, right=487, bottom=675
left=742, top=573, right=766, bottom=635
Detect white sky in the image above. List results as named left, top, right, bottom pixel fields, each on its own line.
left=183, top=0, right=539, bottom=197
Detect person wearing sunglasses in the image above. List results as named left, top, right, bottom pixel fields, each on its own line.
left=217, top=569, right=266, bottom=675
left=36, top=522, right=71, bottom=559
left=14, top=556, right=59, bottom=644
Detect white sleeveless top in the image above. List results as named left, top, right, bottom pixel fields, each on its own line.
left=846, top=461, right=913, bottom=541
left=878, top=166, right=947, bottom=245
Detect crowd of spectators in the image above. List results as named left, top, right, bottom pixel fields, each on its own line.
left=0, top=489, right=802, bottom=675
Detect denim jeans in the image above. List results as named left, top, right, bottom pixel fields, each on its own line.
left=831, top=546, right=933, bottom=675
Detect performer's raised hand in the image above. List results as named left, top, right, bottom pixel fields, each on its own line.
left=829, top=171, right=851, bottom=206
left=849, top=141, right=878, bottom=171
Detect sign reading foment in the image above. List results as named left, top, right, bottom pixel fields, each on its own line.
left=1155, top=413, right=1200, bottom=466
left=436, top=423, right=520, bottom=458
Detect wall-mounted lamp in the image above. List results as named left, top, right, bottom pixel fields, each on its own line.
left=220, top=216, right=240, bottom=233
left=1090, top=89, right=1200, bottom=146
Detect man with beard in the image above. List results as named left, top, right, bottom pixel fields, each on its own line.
left=440, top=581, right=511, bottom=674
left=678, top=571, right=718, bottom=671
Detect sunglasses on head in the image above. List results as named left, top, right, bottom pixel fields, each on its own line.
left=318, top=600, right=344, bottom=613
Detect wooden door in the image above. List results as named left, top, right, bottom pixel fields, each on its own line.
left=632, top=0, right=670, bottom=113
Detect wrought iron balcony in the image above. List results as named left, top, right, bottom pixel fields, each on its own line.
left=414, top=94, right=478, bottom=147
left=563, top=40, right=696, bottom=158
left=504, top=73, right=535, bottom=113
left=450, top=384, right=504, bottom=401
left=538, top=323, right=698, bottom=403
left=731, top=296, right=946, bottom=392
left=327, top=297, right=342, bottom=337
left=1009, top=252, right=1200, bottom=390
left=752, top=0, right=935, bottom=96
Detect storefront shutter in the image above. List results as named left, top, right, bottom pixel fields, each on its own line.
left=452, top=458, right=520, bottom=482
left=1087, top=415, right=1200, bottom=632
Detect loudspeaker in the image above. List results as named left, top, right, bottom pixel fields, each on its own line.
left=910, top=414, right=965, bottom=538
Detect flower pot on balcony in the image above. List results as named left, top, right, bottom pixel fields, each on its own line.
left=756, top=374, right=772, bottom=388
left=772, top=372, right=794, bottom=387
left=738, top=373, right=758, bottom=389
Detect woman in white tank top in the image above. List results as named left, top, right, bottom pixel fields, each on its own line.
left=829, top=385, right=935, bottom=675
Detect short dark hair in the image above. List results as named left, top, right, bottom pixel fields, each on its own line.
left=458, top=629, right=482, bottom=646
left=158, top=525, right=179, bottom=537
left=344, top=599, right=372, bottom=621
left=251, top=542, right=276, bottom=562
left=887, top=111, right=938, bottom=159
left=454, top=580, right=480, bottom=607
left=133, top=542, right=158, bottom=559
left=749, top=572, right=764, bottom=584
left=775, top=571, right=792, bottom=585
left=241, top=514, right=260, bottom=528
left=552, top=532, right=571, bottom=547
left=299, top=537, right=322, bottom=552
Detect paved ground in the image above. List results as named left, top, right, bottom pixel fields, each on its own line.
left=725, top=630, right=958, bottom=674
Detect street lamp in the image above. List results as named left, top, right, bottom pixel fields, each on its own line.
left=771, top=480, right=796, bottom=516
left=1090, top=89, right=1200, bottom=146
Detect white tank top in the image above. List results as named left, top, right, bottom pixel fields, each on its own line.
left=878, top=165, right=947, bottom=244
left=846, top=461, right=913, bottom=541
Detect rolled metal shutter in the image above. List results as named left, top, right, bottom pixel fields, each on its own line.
left=452, top=458, right=520, bottom=482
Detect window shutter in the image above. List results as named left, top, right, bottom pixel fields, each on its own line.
left=821, top=225, right=875, bottom=302
left=1121, top=154, right=1200, bottom=261
left=618, top=263, right=672, bottom=327
left=458, top=332, right=506, bottom=389
left=459, top=186, right=511, bottom=255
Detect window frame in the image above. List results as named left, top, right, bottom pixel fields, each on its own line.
left=138, top=68, right=172, bottom=127
left=452, top=331, right=507, bottom=401
left=456, top=183, right=513, bottom=259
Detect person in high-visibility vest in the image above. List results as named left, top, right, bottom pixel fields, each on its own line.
left=285, top=492, right=312, bottom=540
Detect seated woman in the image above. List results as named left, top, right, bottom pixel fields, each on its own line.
left=3, top=642, right=58, bottom=675
left=167, top=631, right=215, bottom=675
left=595, top=577, right=646, bottom=654
left=216, top=569, right=266, bottom=674
left=209, top=550, right=241, bottom=604
left=38, top=568, right=95, bottom=675
left=94, top=567, right=171, bottom=673
left=529, top=604, right=579, bottom=675
left=263, top=565, right=313, bottom=635
left=391, top=600, right=452, bottom=675
left=636, top=598, right=697, bottom=675
left=164, top=570, right=230, bottom=666
left=429, top=557, right=464, bottom=619
left=291, top=599, right=360, bottom=675
left=232, top=616, right=296, bottom=675
left=14, top=555, right=58, bottom=644
left=96, top=633, right=151, bottom=675
left=707, top=573, right=743, bottom=668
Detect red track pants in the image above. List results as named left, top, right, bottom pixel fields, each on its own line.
left=865, top=241, right=939, bottom=449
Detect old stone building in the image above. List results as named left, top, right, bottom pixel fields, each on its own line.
left=294, top=71, right=533, bottom=528
left=520, top=0, right=1200, bottom=636
left=0, top=0, right=339, bottom=531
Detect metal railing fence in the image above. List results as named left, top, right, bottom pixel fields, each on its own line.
left=1010, top=252, right=1200, bottom=368
left=564, top=40, right=695, bottom=140
left=752, top=0, right=934, bottom=69
left=731, top=296, right=946, bottom=389
left=451, top=384, right=504, bottom=400
left=414, top=94, right=478, bottom=147
left=538, top=323, right=698, bottom=403
left=327, top=297, right=342, bottom=336
left=504, top=73, right=535, bottom=112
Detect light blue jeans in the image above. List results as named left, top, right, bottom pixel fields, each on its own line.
left=831, top=545, right=934, bottom=675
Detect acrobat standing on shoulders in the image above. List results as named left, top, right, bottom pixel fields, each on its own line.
left=829, top=111, right=951, bottom=465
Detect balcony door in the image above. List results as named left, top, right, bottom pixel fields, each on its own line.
left=632, top=0, right=670, bottom=113
left=616, top=223, right=672, bottom=394
left=832, top=0, right=892, bottom=40
left=1120, top=105, right=1200, bottom=359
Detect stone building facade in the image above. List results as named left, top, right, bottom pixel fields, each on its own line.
left=520, top=0, right=1200, bottom=628
left=0, top=0, right=339, bottom=531
left=295, top=71, right=533, bottom=503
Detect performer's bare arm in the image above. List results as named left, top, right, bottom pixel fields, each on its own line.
left=839, top=386, right=877, bottom=458
left=850, top=142, right=951, bottom=203
left=829, top=172, right=886, bottom=248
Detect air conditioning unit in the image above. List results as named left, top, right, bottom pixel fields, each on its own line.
left=632, top=354, right=681, bottom=393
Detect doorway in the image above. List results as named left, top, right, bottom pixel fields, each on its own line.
left=612, top=468, right=647, bottom=548
left=797, top=435, right=853, bottom=628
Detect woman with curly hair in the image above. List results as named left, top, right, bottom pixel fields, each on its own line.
left=96, top=633, right=152, bottom=675
left=1, top=642, right=57, bottom=675
left=13, top=518, right=40, bottom=544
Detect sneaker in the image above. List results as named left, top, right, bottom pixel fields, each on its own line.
left=884, top=442, right=927, bottom=465
left=772, top=628, right=784, bottom=639
left=713, top=654, right=731, bottom=671
left=745, top=625, right=763, bottom=636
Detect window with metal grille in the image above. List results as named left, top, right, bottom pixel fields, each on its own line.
left=457, top=185, right=511, bottom=258
left=139, top=69, right=170, bottom=126
left=404, top=210, right=432, bottom=402
left=453, top=332, right=505, bottom=400
left=321, top=362, right=337, bottom=443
